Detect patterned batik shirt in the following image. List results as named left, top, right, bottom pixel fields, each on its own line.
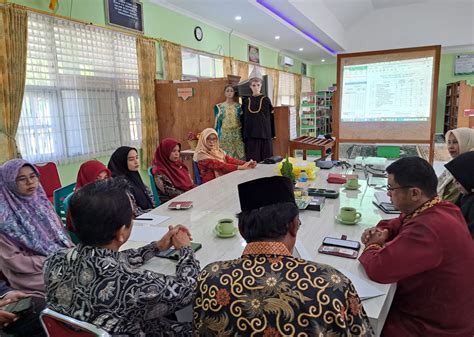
left=193, top=241, right=374, bottom=337
left=44, top=243, right=200, bottom=336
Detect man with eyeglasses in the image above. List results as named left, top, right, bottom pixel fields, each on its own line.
left=193, top=176, right=374, bottom=336
left=359, top=157, right=474, bottom=337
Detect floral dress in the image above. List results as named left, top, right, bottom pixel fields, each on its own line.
left=214, top=102, right=245, bottom=159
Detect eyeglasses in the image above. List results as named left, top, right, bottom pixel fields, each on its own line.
left=386, top=184, right=415, bottom=191
left=16, top=174, right=39, bottom=185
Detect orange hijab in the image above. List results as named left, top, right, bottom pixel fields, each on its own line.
left=193, top=128, right=226, bottom=162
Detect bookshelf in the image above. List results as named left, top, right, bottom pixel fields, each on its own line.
left=443, top=80, right=474, bottom=134
left=299, top=91, right=333, bottom=137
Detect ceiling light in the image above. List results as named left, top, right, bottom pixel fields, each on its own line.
left=299, top=48, right=304, bottom=51
left=275, top=35, right=280, bottom=40
left=235, top=16, right=242, bottom=21
left=321, top=59, right=325, bottom=62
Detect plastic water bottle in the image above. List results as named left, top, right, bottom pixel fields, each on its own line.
left=299, top=170, right=308, bottom=182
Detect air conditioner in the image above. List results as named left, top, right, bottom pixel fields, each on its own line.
left=279, top=55, right=294, bottom=67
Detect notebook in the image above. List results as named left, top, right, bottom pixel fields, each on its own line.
left=168, top=201, right=193, bottom=210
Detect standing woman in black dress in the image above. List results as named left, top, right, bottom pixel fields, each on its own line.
left=241, top=75, right=274, bottom=162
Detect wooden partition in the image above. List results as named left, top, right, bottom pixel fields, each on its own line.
left=155, top=78, right=231, bottom=148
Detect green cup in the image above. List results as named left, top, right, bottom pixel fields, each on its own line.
left=340, top=207, right=362, bottom=222
left=346, top=177, right=359, bottom=188
left=216, top=218, right=235, bottom=235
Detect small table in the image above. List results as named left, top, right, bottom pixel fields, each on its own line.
left=289, top=136, right=336, bottom=160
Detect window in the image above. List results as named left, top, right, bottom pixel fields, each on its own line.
left=181, top=48, right=224, bottom=79
left=302, top=76, right=312, bottom=93
left=17, top=13, right=141, bottom=164
left=277, top=72, right=295, bottom=106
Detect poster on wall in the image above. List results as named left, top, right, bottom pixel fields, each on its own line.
left=454, top=54, right=474, bottom=75
left=248, top=44, right=260, bottom=64
left=105, top=0, right=144, bottom=33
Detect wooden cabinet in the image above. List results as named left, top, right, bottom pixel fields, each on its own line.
left=272, top=106, right=297, bottom=157
left=443, top=80, right=474, bottom=134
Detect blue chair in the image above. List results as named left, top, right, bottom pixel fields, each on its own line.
left=147, top=167, right=161, bottom=207
left=53, top=183, right=75, bottom=224
left=193, top=161, right=202, bottom=185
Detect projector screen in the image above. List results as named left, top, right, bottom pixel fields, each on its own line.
left=336, top=46, right=440, bottom=142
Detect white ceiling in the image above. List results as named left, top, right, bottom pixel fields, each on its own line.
left=151, top=0, right=474, bottom=64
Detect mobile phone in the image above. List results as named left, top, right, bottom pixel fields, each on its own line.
left=322, top=237, right=360, bottom=250
left=4, top=297, right=32, bottom=314
left=156, top=242, right=202, bottom=260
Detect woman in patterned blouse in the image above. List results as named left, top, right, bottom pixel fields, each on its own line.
left=193, top=128, right=256, bottom=184
left=44, top=178, right=200, bottom=336
left=152, top=138, right=195, bottom=204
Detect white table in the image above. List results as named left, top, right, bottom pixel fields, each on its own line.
left=124, top=164, right=396, bottom=336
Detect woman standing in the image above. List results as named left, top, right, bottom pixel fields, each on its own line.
left=214, top=85, right=245, bottom=159
left=108, top=146, right=154, bottom=215
left=0, top=159, right=72, bottom=295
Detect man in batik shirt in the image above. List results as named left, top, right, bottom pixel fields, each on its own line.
left=193, top=176, right=373, bottom=336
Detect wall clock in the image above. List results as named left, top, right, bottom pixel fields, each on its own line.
left=194, top=26, right=203, bottom=41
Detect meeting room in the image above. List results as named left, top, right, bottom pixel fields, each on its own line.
left=1, top=0, right=474, bottom=336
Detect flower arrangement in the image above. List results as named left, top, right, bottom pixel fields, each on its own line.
left=276, top=156, right=318, bottom=181
left=187, top=131, right=200, bottom=150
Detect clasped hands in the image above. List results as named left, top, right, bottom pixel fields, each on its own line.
left=155, top=224, right=192, bottom=251
left=361, top=227, right=389, bottom=247
left=238, top=160, right=257, bottom=170
left=0, top=291, right=29, bottom=327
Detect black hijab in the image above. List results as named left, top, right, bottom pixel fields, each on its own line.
left=108, top=146, right=154, bottom=210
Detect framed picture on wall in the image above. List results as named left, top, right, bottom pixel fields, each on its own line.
left=248, top=44, right=260, bottom=64
left=105, top=0, right=144, bottom=33
left=301, top=62, right=307, bottom=76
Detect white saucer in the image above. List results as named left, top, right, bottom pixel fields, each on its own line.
left=335, top=215, right=361, bottom=225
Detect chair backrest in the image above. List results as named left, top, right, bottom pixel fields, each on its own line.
left=192, top=161, right=202, bottom=185
left=35, top=162, right=61, bottom=204
left=40, top=308, right=111, bottom=337
left=147, top=167, right=161, bottom=207
left=53, top=183, right=75, bottom=224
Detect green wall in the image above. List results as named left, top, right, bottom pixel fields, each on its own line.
left=311, top=52, right=474, bottom=133
left=10, top=0, right=310, bottom=185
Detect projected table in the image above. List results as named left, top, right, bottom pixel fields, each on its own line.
left=289, top=135, right=336, bottom=160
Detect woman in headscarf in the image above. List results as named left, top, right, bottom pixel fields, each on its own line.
left=445, top=151, right=474, bottom=238
left=66, top=160, right=112, bottom=233
left=108, top=146, right=154, bottom=215
left=193, top=128, right=256, bottom=184
left=0, top=159, right=72, bottom=295
left=438, top=127, right=474, bottom=202
left=152, top=138, right=194, bottom=204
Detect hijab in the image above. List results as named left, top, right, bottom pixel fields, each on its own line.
left=438, top=128, right=474, bottom=196
left=108, top=146, right=153, bottom=210
left=445, top=128, right=474, bottom=154
left=152, top=138, right=194, bottom=192
left=75, top=160, right=111, bottom=190
left=445, top=151, right=474, bottom=193
left=193, top=128, right=226, bottom=162
left=0, top=159, right=73, bottom=256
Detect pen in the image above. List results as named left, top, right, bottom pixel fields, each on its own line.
left=137, top=218, right=153, bottom=220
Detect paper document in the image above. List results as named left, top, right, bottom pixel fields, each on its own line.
left=374, top=191, right=391, bottom=204
left=129, top=226, right=167, bottom=242
left=134, top=213, right=170, bottom=226
left=339, top=269, right=385, bottom=301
